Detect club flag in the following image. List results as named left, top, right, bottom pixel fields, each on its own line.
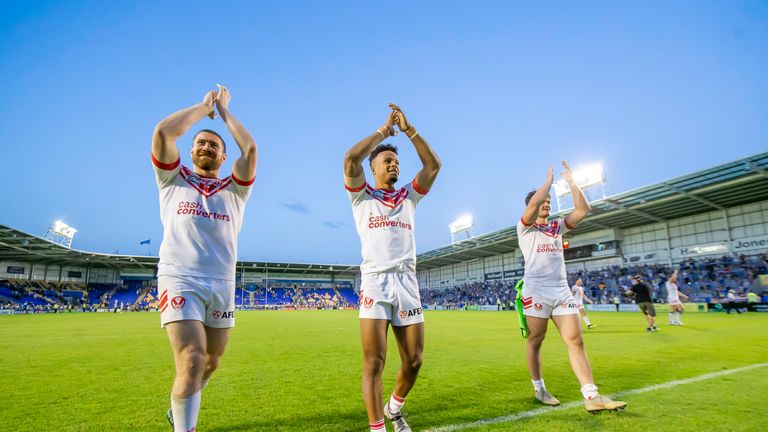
left=140, top=239, right=151, bottom=245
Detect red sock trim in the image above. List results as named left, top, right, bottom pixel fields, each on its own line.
left=370, top=419, right=385, bottom=428
left=391, top=393, right=405, bottom=403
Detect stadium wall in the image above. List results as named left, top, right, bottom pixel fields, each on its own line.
left=0, top=262, right=116, bottom=283
left=417, top=199, right=768, bottom=290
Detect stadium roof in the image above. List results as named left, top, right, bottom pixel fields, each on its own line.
left=415, top=151, right=768, bottom=269
left=0, top=226, right=359, bottom=277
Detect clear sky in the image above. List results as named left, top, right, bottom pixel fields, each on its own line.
left=1, top=1, right=766, bottom=264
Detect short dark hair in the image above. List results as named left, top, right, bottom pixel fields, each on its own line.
left=193, top=129, right=226, bottom=153
left=524, top=190, right=537, bottom=206
left=369, top=143, right=398, bottom=166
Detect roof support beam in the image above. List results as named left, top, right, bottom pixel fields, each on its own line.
left=661, top=182, right=725, bottom=210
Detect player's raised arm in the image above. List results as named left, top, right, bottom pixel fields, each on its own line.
left=521, top=167, right=554, bottom=225
left=390, top=103, right=441, bottom=192
left=563, top=161, right=591, bottom=229
left=668, top=269, right=678, bottom=284
left=152, top=90, right=218, bottom=164
left=343, top=109, right=396, bottom=189
left=214, top=85, right=257, bottom=183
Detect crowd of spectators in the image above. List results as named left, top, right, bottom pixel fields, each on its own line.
left=419, top=254, right=768, bottom=308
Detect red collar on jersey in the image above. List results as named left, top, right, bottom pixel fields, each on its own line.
left=180, top=166, right=232, bottom=198
left=365, top=183, right=409, bottom=209
left=534, top=220, right=561, bottom=238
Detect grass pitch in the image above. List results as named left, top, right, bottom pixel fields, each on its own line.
left=2, top=310, right=767, bottom=431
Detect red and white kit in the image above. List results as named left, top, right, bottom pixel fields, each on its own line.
left=347, top=180, right=427, bottom=326
left=571, top=285, right=585, bottom=309
left=517, top=217, right=579, bottom=318
left=153, top=155, right=253, bottom=328
left=666, top=281, right=682, bottom=305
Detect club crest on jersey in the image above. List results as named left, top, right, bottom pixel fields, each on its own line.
left=179, top=166, right=232, bottom=198
left=363, top=297, right=374, bottom=310
left=171, top=296, right=186, bottom=311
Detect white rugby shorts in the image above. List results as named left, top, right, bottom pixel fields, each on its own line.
left=358, top=270, right=424, bottom=326
left=521, top=283, right=580, bottom=319
left=158, top=274, right=235, bottom=328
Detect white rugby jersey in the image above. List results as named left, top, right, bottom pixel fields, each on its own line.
left=571, top=285, right=584, bottom=303
left=517, top=217, right=573, bottom=288
left=666, top=281, right=679, bottom=302
left=153, top=155, right=253, bottom=281
left=347, top=180, right=427, bottom=275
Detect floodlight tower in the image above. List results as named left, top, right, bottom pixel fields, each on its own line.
left=42, top=220, right=78, bottom=248
left=553, top=163, right=608, bottom=212
left=449, top=215, right=474, bottom=243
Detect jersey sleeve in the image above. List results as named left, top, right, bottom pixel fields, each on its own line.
left=345, top=182, right=367, bottom=207
left=404, top=179, right=429, bottom=206
left=151, top=153, right=181, bottom=189
left=230, top=171, right=255, bottom=200
left=555, top=217, right=572, bottom=235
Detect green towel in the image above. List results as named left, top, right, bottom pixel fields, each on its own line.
left=514, top=279, right=529, bottom=338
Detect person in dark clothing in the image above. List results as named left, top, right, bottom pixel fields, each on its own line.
left=624, top=275, right=658, bottom=332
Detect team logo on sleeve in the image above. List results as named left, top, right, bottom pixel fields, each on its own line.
left=171, top=296, right=186, bottom=311
left=363, top=297, right=374, bottom=310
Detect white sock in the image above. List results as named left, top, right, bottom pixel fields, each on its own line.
left=171, top=391, right=201, bottom=432
left=675, top=311, right=681, bottom=323
left=580, top=383, right=599, bottom=400
left=583, top=316, right=591, bottom=325
left=388, top=392, right=405, bottom=414
left=669, top=312, right=674, bottom=323
left=532, top=379, right=546, bottom=392
left=370, top=418, right=386, bottom=432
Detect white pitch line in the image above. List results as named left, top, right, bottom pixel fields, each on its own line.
left=423, top=362, right=768, bottom=432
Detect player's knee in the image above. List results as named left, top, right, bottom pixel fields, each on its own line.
left=564, top=333, right=584, bottom=349
left=363, top=351, right=386, bottom=374
left=178, top=347, right=206, bottom=376
left=405, top=353, right=423, bottom=372
left=528, top=332, right=546, bottom=347
left=204, top=353, right=221, bottom=375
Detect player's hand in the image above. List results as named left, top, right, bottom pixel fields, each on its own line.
left=546, top=167, right=554, bottom=185
left=561, top=160, right=574, bottom=184
left=203, top=90, right=218, bottom=119
left=215, top=84, right=231, bottom=112
left=389, top=103, right=411, bottom=132
left=381, top=107, right=397, bottom=137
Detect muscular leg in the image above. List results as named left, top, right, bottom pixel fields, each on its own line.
left=391, top=323, right=424, bottom=399
left=203, top=327, right=231, bottom=383
left=166, top=320, right=207, bottom=397
left=551, top=314, right=594, bottom=386
left=360, top=319, right=389, bottom=423
left=524, top=316, right=550, bottom=381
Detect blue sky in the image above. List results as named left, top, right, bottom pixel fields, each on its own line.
left=1, top=1, right=766, bottom=264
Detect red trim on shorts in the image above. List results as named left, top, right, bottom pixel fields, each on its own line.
left=520, top=217, right=533, bottom=227
left=151, top=153, right=180, bottom=170
left=564, top=218, right=575, bottom=230
left=412, top=179, right=429, bottom=195
left=345, top=182, right=366, bottom=192
left=232, top=172, right=255, bottom=186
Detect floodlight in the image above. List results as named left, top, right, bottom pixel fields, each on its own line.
left=449, top=214, right=474, bottom=243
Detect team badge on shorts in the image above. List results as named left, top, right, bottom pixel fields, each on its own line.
left=212, top=310, right=221, bottom=319
left=399, top=310, right=408, bottom=319
left=363, top=297, right=374, bottom=310
left=171, top=296, right=186, bottom=311
left=534, top=303, right=543, bottom=311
